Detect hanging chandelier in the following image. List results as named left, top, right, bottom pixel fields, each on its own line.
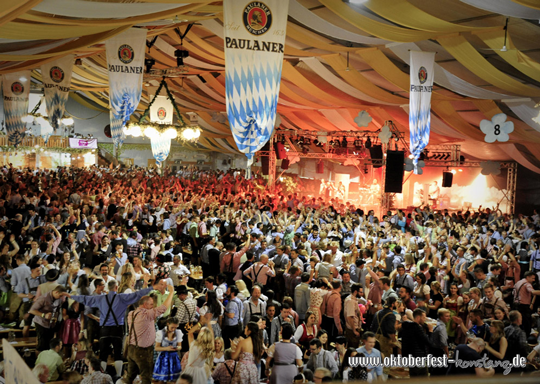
left=123, top=77, right=201, bottom=144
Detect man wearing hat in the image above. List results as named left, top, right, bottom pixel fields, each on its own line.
left=370, top=296, right=398, bottom=366
left=17, top=259, right=46, bottom=337
left=35, top=269, right=60, bottom=299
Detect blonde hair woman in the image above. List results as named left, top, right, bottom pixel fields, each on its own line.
left=183, top=322, right=215, bottom=384
left=213, top=337, right=225, bottom=366
left=118, top=272, right=135, bottom=293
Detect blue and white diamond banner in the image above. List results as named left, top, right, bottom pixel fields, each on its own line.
left=409, top=51, right=435, bottom=174
left=224, top=0, right=289, bottom=164
left=105, top=28, right=147, bottom=148
left=41, top=55, right=74, bottom=131
left=2, top=71, right=31, bottom=146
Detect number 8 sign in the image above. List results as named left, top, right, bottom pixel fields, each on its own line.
left=480, top=113, right=514, bottom=143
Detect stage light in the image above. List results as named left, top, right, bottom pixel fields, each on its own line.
left=296, top=136, right=304, bottom=145
left=145, top=58, right=156, bottom=74
left=394, top=135, right=399, bottom=142
left=451, top=170, right=456, bottom=174
left=408, top=154, right=414, bottom=159
left=341, top=138, right=348, bottom=148
left=354, top=139, right=362, bottom=150
left=365, top=137, right=372, bottom=149
left=314, top=139, right=321, bottom=147
left=458, top=169, right=463, bottom=172
left=304, top=138, right=311, bottom=146
left=75, top=58, right=82, bottom=66
left=174, top=49, right=189, bottom=67
left=363, top=166, right=368, bottom=174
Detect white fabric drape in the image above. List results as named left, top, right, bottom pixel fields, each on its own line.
left=504, top=100, right=540, bottom=133
left=189, top=75, right=226, bottom=104
left=33, top=0, right=186, bottom=19
left=388, top=42, right=516, bottom=100
left=499, top=144, right=540, bottom=173
left=300, top=57, right=396, bottom=105
left=460, top=0, right=540, bottom=20
left=288, top=0, right=388, bottom=45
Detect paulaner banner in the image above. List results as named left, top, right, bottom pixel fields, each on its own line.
left=105, top=28, right=147, bottom=148
left=41, top=54, right=74, bottom=130
left=2, top=70, right=31, bottom=146
left=224, top=0, right=289, bottom=165
left=150, top=95, right=174, bottom=125
left=409, top=51, right=435, bottom=174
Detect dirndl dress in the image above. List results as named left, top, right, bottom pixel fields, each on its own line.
left=153, top=329, right=183, bottom=382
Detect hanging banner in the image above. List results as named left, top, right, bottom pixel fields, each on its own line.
left=69, top=138, right=98, bottom=149
left=409, top=51, right=435, bottom=174
left=224, top=0, right=289, bottom=165
left=2, top=70, right=31, bottom=146
left=147, top=128, right=176, bottom=166
left=150, top=95, right=174, bottom=125
left=41, top=54, right=74, bottom=130
left=105, top=28, right=147, bottom=148
left=3, top=339, right=41, bottom=384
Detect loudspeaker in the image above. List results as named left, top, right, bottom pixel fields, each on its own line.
left=442, top=171, right=453, bottom=188
left=261, top=156, right=269, bottom=175
left=369, top=145, right=383, bottom=168
left=384, top=150, right=404, bottom=193
left=281, top=159, right=289, bottom=170
left=316, top=160, right=324, bottom=174
left=274, top=142, right=287, bottom=160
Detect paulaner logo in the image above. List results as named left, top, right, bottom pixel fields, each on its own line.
left=243, top=2, right=272, bottom=36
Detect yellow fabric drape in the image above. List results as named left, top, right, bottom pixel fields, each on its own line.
left=0, top=26, right=130, bottom=61
left=475, top=30, right=540, bottom=83
left=319, top=0, right=434, bottom=42
left=69, top=93, right=106, bottom=112
left=357, top=48, right=463, bottom=101
left=356, top=48, right=409, bottom=91
left=166, top=31, right=225, bottom=65
left=281, top=61, right=363, bottom=108
left=323, top=54, right=406, bottom=105
left=202, top=73, right=227, bottom=96
left=0, top=22, right=122, bottom=40
left=431, top=101, right=485, bottom=141
left=512, top=0, right=540, bottom=10
left=437, top=34, right=540, bottom=97
left=286, top=23, right=359, bottom=53
left=473, top=100, right=540, bottom=144
left=185, top=29, right=225, bottom=60
left=364, top=0, right=485, bottom=33
left=197, top=111, right=231, bottom=134
left=20, top=3, right=210, bottom=26
left=0, top=0, right=42, bottom=28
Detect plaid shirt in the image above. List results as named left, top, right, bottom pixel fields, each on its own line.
left=81, top=371, right=113, bottom=384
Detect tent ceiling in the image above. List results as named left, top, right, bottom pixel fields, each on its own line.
left=1, top=0, right=540, bottom=171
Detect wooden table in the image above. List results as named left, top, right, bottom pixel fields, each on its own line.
left=0, top=337, right=37, bottom=351
left=0, top=328, right=22, bottom=334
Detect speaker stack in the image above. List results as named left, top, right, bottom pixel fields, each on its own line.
left=442, top=172, right=453, bottom=187
left=384, top=151, right=404, bottom=193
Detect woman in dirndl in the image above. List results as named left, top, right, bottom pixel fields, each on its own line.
left=153, top=317, right=183, bottom=383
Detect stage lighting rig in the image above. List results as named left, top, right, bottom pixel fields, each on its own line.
left=354, top=138, right=363, bottom=150
left=365, top=137, right=372, bottom=149
left=341, top=138, right=348, bottom=148
left=145, top=58, right=156, bottom=74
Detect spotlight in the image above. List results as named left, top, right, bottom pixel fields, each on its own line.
left=74, top=58, right=82, bottom=66
left=297, top=136, right=304, bottom=145
left=341, top=138, right=348, bottom=148
left=354, top=139, right=362, bottom=150
left=365, top=137, right=372, bottom=149
left=144, top=58, right=155, bottom=74
left=174, top=49, right=189, bottom=67
left=363, top=166, right=368, bottom=174
left=420, top=150, right=429, bottom=160
left=304, top=138, right=311, bottom=146
left=314, top=139, right=320, bottom=146
left=451, top=170, right=457, bottom=174
left=408, top=154, right=414, bottom=159
left=394, top=134, right=399, bottom=142
left=458, top=169, right=463, bottom=172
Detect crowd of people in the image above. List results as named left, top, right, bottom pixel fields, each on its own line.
left=0, top=164, right=540, bottom=384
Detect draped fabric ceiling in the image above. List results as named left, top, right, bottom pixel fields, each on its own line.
left=2, top=0, right=540, bottom=172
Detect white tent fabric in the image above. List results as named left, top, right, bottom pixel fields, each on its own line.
left=460, top=0, right=540, bottom=20
left=188, top=75, right=226, bottom=104
left=288, top=0, right=389, bottom=46
left=388, top=42, right=516, bottom=100
left=300, top=57, right=396, bottom=105
left=504, top=100, right=540, bottom=133
left=500, top=144, right=540, bottom=173
left=33, top=0, right=186, bottom=19
left=154, top=38, right=224, bottom=71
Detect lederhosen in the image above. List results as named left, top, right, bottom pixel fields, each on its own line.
left=246, top=300, right=263, bottom=324
left=99, top=294, right=124, bottom=361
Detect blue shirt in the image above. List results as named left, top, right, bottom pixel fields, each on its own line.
left=356, top=346, right=383, bottom=377
left=71, top=288, right=152, bottom=326
left=224, top=297, right=243, bottom=326
left=11, top=264, right=31, bottom=290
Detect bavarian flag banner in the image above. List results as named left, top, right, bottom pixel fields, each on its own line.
left=2, top=71, right=31, bottom=146
left=409, top=51, right=435, bottom=174
left=41, top=55, right=74, bottom=130
left=105, top=28, right=147, bottom=148
left=224, top=0, right=289, bottom=165
left=150, top=95, right=174, bottom=125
